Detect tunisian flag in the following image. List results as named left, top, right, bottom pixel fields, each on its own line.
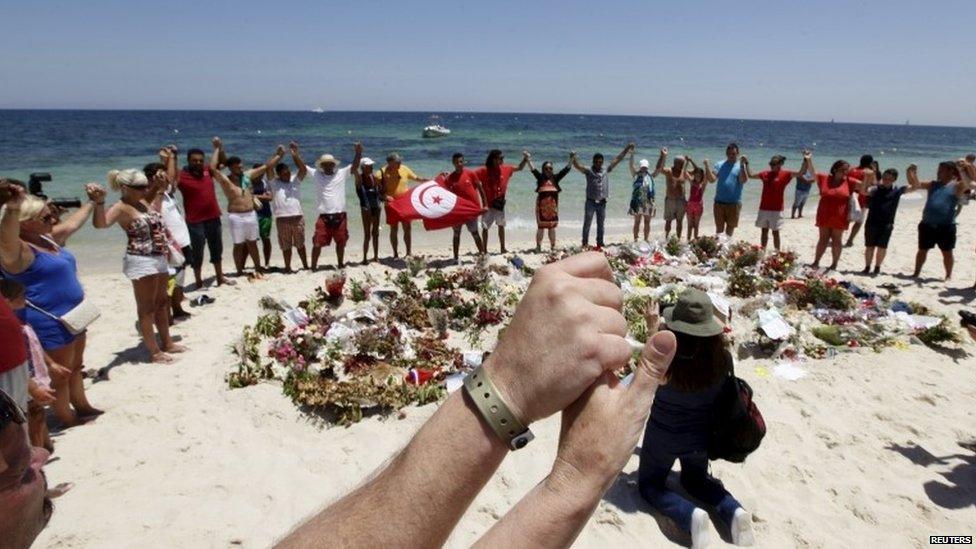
left=386, top=180, right=483, bottom=230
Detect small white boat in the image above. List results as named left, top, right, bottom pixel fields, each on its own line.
left=311, top=107, right=325, bottom=113
left=422, top=124, right=451, bottom=138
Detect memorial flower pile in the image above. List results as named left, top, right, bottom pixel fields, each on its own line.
left=230, top=237, right=967, bottom=426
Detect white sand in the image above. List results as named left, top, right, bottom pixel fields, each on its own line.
left=35, top=202, right=976, bottom=548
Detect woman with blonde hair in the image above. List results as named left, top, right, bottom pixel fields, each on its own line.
left=0, top=179, right=102, bottom=426
left=90, top=169, right=186, bottom=363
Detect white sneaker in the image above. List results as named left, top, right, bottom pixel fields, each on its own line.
left=730, top=508, right=755, bottom=546
left=690, top=508, right=712, bottom=549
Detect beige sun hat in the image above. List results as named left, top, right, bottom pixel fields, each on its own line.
left=317, top=154, right=340, bottom=167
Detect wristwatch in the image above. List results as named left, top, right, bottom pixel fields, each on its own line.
left=463, top=365, right=534, bottom=450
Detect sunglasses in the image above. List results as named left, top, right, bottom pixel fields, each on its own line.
left=0, top=389, right=26, bottom=429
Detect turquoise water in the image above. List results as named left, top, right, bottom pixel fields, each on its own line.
left=1, top=110, right=973, bottom=270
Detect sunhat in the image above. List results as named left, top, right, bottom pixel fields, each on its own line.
left=639, top=159, right=650, bottom=169
left=361, top=157, right=375, bottom=167
left=662, top=289, right=724, bottom=337
left=317, top=154, right=339, bottom=167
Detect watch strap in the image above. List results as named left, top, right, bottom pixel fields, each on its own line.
left=463, top=365, right=534, bottom=450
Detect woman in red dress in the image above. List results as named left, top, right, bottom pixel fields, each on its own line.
left=810, top=154, right=870, bottom=270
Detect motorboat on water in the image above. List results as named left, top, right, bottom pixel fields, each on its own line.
left=422, top=115, right=451, bottom=138
left=422, top=124, right=451, bottom=138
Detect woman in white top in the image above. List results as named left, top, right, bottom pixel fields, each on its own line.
left=152, top=147, right=192, bottom=319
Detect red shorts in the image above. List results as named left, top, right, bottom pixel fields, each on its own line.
left=313, top=213, right=349, bottom=247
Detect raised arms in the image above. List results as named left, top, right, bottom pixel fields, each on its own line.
left=265, top=145, right=286, bottom=182
left=291, top=142, right=308, bottom=181
left=515, top=150, right=530, bottom=172
left=350, top=142, right=363, bottom=174
left=905, top=163, right=928, bottom=192
left=0, top=183, right=33, bottom=274
left=651, top=147, right=667, bottom=178
left=570, top=151, right=587, bottom=174
left=209, top=137, right=238, bottom=199
left=607, top=143, right=635, bottom=172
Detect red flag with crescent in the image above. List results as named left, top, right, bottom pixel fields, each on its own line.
left=386, top=180, right=483, bottom=230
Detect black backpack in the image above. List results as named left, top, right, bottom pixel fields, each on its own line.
left=708, top=361, right=766, bottom=463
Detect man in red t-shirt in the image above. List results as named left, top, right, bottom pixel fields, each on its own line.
left=437, top=153, right=487, bottom=263
left=471, top=150, right=529, bottom=254
left=743, top=153, right=809, bottom=251
left=173, top=147, right=229, bottom=288
left=844, top=154, right=875, bottom=248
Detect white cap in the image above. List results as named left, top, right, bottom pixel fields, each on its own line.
left=638, top=159, right=650, bottom=169
left=361, top=157, right=375, bottom=166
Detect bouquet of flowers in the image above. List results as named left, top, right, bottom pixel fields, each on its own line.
left=405, top=255, right=427, bottom=277
left=726, top=268, right=772, bottom=298
left=760, top=250, right=798, bottom=282
left=451, top=266, right=491, bottom=292
left=690, top=235, right=721, bottom=263
left=665, top=235, right=684, bottom=257
left=722, top=241, right=763, bottom=269
left=392, top=270, right=422, bottom=298
left=422, top=289, right=457, bottom=310
left=474, top=306, right=505, bottom=327
left=782, top=278, right=856, bottom=310
left=390, top=294, right=430, bottom=330
left=268, top=325, right=327, bottom=371
left=425, top=270, right=454, bottom=291
left=348, top=278, right=372, bottom=302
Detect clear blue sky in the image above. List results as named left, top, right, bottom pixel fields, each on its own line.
left=2, top=0, right=974, bottom=126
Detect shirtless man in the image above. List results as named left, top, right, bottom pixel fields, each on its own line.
left=210, top=137, right=269, bottom=279
left=652, top=147, right=691, bottom=240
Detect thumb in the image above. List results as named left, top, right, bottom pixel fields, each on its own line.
left=628, top=330, right=676, bottom=405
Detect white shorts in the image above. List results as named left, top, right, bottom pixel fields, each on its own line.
left=123, top=254, right=169, bottom=280
left=755, top=209, right=784, bottom=230
left=0, top=361, right=29, bottom=413
left=481, top=207, right=506, bottom=229
left=228, top=211, right=259, bottom=244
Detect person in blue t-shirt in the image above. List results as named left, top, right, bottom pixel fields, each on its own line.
left=907, top=160, right=974, bottom=281
left=708, top=143, right=749, bottom=236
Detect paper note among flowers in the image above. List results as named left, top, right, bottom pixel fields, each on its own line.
left=773, top=362, right=807, bottom=381
left=758, top=308, right=794, bottom=340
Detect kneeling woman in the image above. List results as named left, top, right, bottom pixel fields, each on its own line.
left=91, top=170, right=186, bottom=363
left=638, top=289, right=754, bottom=547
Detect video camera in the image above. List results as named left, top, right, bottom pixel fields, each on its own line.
left=28, top=173, right=82, bottom=209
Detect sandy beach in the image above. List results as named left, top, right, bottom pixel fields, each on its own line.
left=34, top=201, right=976, bottom=548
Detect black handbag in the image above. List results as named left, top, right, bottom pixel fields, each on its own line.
left=707, top=360, right=766, bottom=463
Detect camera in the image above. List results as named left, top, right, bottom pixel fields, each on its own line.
left=28, top=173, right=82, bottom=209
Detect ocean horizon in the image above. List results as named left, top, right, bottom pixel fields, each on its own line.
left=1, top=109, right=972, bottom=272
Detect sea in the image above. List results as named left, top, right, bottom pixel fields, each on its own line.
left=1, top=110, right=974, bottom=272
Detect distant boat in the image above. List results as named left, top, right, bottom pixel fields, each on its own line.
left=422, top=115, right=450, bottom=138
left=311, top=107, right=325, bottom=113
left=829, top=118, right=835, bottom=123
left=905, top=119, right=910, bottom=125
